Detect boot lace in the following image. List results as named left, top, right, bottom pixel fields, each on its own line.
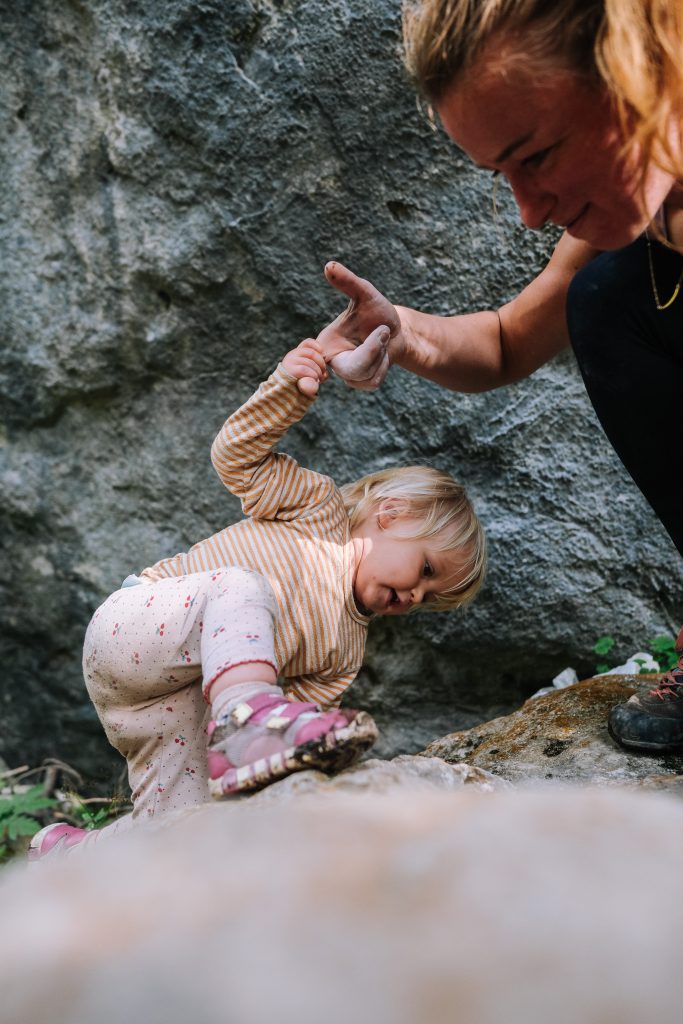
left=649, top=666, right=683, bottom=701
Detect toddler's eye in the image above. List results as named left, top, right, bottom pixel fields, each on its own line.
left=423, top=560, right=434, bottom=578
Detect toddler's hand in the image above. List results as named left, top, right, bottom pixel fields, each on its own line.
left=282, top=339, right=328, bottom=397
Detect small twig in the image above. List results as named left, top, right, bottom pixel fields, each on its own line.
left=42, top=758, right=84, bottom=787
left=12, top=766, right=49, bottom=784
left=0, top=765, right=30, bottom=780
left=42, top=765, right=59, bottom=798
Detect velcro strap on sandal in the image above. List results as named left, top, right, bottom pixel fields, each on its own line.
left=230, top=702, right=256, bottom=726
left=264, top=705, right=292, bottom=730
left=229, top=693, right=322, bottom=729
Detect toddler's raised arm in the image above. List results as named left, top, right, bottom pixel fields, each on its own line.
left=211, top=340, right=334, bottom=521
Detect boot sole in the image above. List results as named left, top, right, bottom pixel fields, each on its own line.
left=607, top=721, right=683, bottom=753
left=209, top=711, right=378, bottom=798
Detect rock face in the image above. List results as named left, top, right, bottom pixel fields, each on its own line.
left=2, top=1, right=682, bottom=784
left=246, top=752, right=510, bottom=801
left=4, top=781, right=683, bottom=1023
left=424, top=675, right=683, bottom=791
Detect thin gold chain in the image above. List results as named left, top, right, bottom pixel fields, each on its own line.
left=646, top=236, right=683, bottom=311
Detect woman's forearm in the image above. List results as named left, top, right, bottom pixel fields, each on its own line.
left=393, top=233, right=595, bottom=392
left=394, top=306, right=507, bottom=393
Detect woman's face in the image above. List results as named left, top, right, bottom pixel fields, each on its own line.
left=437, top=60, right=676, bottom=250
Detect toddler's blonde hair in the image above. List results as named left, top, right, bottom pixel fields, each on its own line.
left=340, top=465, right=485, bottom=612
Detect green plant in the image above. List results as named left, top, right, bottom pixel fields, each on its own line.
left=0, top=785, right=56, bottom=863
left=67, top=796, right=117, bottom=831
left=650, top=634, right=679, bottom=672
left=592, top=633, right=678, bottom=675
left=593, top=635, right=616, bottom=674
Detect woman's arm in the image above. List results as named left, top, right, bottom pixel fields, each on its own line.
left=321, top=232, right=599, bottom=392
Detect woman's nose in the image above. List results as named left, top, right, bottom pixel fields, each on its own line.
left=507, top=171, right=555, bottom=231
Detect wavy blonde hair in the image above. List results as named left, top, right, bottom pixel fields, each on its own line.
left=403, top=0, right=683, bottom=181
left=340, top=465, right=486, bottom=612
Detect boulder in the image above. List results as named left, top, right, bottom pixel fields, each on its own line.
left=423, top=675, right=683, bottom=791
left=3, top=775, right=683, bottom=1023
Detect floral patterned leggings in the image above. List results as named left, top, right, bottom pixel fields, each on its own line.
left=82, top=567, right=278, bottom=841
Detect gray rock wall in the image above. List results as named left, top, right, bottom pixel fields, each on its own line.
left=2, top=0, right=681, bottom=785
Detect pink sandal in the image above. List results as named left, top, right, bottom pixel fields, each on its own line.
left=207, top=692, right=378, bottom=797
left=27, top=823, right=89, bottom=862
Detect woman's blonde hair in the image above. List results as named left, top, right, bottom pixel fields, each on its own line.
left=403, top=0, right=683, bottom=181
left=340, top=465, right=486, bottom=612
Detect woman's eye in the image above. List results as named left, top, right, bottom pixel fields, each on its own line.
left=423, top=561, right=434, bottom=578
left=522, top=145, right=554, bottom=170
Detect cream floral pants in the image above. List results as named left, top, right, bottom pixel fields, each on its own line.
left=82, top=567, right=278, bottom=838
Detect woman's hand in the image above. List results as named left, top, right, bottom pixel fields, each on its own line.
left=317, top=261, right=403, bottom=390
left=282, top=338, right=328, bottom=397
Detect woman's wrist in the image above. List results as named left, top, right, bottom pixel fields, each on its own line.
left=392, top=305, right=418, bottom=369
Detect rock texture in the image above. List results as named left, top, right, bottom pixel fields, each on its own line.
left=4, top=782, right=683, bottom=1023
left=424, top=675, right=683, bottom=791
left=241, top=752, right=511, bottom=801
left=2, top=1, right=682, bottom=784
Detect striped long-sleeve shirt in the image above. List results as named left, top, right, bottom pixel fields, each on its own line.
left=139, top=364, right=370, bottom=708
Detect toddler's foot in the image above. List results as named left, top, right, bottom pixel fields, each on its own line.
left=207, top=691, right=378, bottom=797
left=28, top=823, right=89, bottom=862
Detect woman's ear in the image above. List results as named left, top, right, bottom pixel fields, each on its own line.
left=376, top=497, right=409, bottom=531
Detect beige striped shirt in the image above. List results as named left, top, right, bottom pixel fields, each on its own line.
left=140, top=365, right=370, bottom=708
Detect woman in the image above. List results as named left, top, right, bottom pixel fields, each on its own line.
left=319, top=0, right=683, bottom=753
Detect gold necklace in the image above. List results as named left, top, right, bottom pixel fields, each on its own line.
left=646, top=236, right=683, bottom=311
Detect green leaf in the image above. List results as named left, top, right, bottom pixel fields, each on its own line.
left=649, top=635, right=678, bottom=671
left=650, top=634, right=676, bottom=654
left=0, top=786, right=55, bottom=816
left=6, top=815, right=42, bottom=841
left=593, top=636, right=615, bottom=657
left=595, top=663, right=610, bottom=675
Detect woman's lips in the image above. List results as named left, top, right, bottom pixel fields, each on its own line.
left=563, top=204, right=589, bottom=231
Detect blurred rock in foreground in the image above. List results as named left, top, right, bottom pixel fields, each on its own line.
left=3, top=775, right=683, bottom=1024
left=424, top=675, right=683, bottom=792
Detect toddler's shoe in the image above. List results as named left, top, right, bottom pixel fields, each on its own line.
left=609, top=628, right=683, bottom=752
left=28, top=823, right=89, bottom=862
left=207, top=691, right=378, bottom=797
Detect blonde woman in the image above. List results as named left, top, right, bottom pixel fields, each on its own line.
left=321, top=0, right=683, bottom=753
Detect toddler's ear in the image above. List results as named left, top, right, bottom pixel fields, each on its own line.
left=376, top=497, right=409, bottom=530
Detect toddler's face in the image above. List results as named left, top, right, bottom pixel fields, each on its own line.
left=350, top=508, right=470, bottom=616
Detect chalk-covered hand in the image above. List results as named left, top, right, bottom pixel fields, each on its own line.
left=317, top=261, right=402, bottom=390
left=282, top=338, right=328, bottom=397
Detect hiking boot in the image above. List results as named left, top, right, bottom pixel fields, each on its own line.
left=608, top=629, right=683, bottom=752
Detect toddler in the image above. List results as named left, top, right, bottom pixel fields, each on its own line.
left=29, top=330, right=485, bottom=859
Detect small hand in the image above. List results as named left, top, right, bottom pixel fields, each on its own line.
left=317, top=261, right=403, bottom=390
left=281, top=338, right=328, bottom=397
